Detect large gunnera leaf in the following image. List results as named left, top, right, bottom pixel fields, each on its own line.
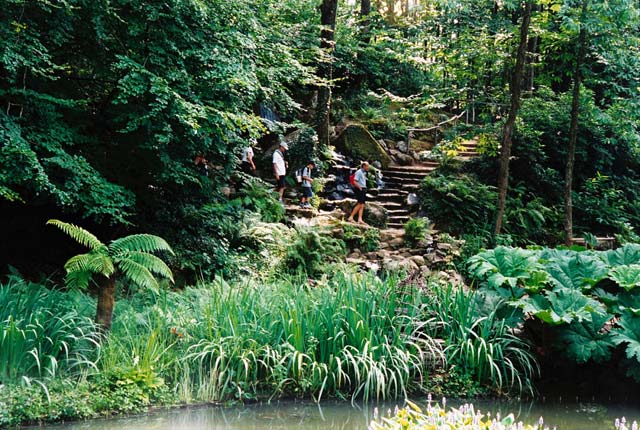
left=545, top=253, right=608, bottom=291
left=515, top=288, right=605, bottom=325
left=468, top=246, right=543, bottom=293
left=600, top=244, right=640, bottom=267
left=612, top=312, right=640, bottom=363
left=609, top=265, right=640, bottom=291
left=555, top=312, right=615, bottom=363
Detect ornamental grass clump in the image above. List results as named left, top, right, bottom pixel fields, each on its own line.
left=369, top=399, right=542, bottom=430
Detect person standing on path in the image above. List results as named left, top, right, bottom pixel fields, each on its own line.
left=348, top=161, right=370, bottom=225
left=241, top=139, right=257, bottom=174
left=272, top=141, right=289, bottom=203
left=299, top=160, right=316, bottom=209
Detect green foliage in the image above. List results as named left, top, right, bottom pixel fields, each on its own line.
left=404, top=218, right=429, bottom=248
left=342, top=224, right=380, bottom=253
left=283, top=228, right=346, bottom=277
left=0, top=275, right=99, bottom=383
left=48, top=220, right=174, bottom=292
left=236, top=180, right=286, bottom=223
left=424, top=285, right=537, bottom=395
left=555, top=313, right=615, bottom=364
left=419, top=172, right=496, bottom=237
left=468, top=244, right=640, bottom=380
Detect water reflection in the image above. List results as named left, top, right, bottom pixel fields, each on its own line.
left=45, top=398, right=640, bottom=430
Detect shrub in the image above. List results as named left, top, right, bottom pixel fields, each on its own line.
left=468, top=244, right=640, bottom=382
left=404, top=218, right=430, bottom=248
left=343, top=224, right=380, bottom=252
left=419, top=172, right=496, bottom=237
left=283, top=228, right=346, bottom=277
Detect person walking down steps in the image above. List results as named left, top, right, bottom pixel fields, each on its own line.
left=348, top=161, right=370, bottom=225
left=241, top=138, right=257, bottom=174
left=299, top=160, right=315, bottom=209
left=272, top=140, right=288, bottom=204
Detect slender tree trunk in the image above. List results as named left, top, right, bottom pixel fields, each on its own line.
left=494, top=1, right=533, bottom=236
left=95, top=276, right=116, bottom=331
left=564, top=0, right=589, bottom=245
left=316, top=0, right=339, bottom=148
left=360, top=0, right=371, bottom=43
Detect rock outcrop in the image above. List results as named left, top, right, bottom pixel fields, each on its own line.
left=333, top=124, right=392, bottom=168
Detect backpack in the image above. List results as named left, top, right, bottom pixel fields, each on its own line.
left=349, top=172, right=356, bottom=186
left=295, top=168, right=303, bottom=184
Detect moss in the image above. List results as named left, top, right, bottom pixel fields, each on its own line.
left=334, top=124, right=392, bottom=168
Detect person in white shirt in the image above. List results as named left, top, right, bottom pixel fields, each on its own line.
left=272, top=141, right=288, bottom=203
left=241, top=139, right=256, bottom=174
left=348, top=161, right=370, bottom=225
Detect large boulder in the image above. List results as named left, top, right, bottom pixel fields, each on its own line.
left=337, top=199, right=388, bottom=228
left=333, top=124, right=392, bottom=168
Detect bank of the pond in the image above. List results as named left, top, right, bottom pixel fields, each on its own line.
left=0, top=269, right=540, bottom=427
left=35, top=399, right=640, bottom=430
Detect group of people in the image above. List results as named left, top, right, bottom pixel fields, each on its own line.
left=197, top=138, right=371, bottom=224
left=271, top=140, right=370, bottom=223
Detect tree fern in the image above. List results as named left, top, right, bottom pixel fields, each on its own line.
left=119, top=251, right=174, bottom=282
left=116, top=258, right=160, bottom=292
left=47, top=220, right=104, bottom=251
left=109, top=234, right=174, bottom=255
left=48, top=220, right=174, bottom=330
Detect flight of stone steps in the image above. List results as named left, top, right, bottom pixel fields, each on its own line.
left=373, top=139, right=479, bottom=229
left=374, top=162, right=438, bottom=229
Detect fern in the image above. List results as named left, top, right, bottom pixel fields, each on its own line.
left=47, top=219, right=104, bottom=250
left=120, top=251, right=174, bottom=282
left=116, top=258, right=160, bottom=292
left=109, top=234, right=174, bottom=255
left=48, top=220, right=174, bottom=329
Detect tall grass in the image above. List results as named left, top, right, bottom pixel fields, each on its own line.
left=100, top=271, right=443, bottom=402
left=0, top=276, right=99, bottom=382
left=424, top=285, right=539, bottom=396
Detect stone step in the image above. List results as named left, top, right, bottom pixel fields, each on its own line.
left=382, top=169, right=435, bottom=179
left=387, top=207, right=411, bottom=213
left=387, top=222, right=406, bottom=229
left=378, top=201, right=404, bottom=209
left=457, top=151, right=479, bottom=156
left=373, top=193, right=407, bottom=202
left=384, top=167, right=438, bottom=175
left=389, top=162, right=440, bottom=170
left=382, top=174, right=426, bottom=184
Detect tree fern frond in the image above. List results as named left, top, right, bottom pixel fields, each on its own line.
left=65, top=252, right=115, bottom=277
left=65, top=270, right=93, bottom=290
left=47, top=220, right=104, bottom=250
left=116, top=258, right=160, bottom=292
left=109, top=234, right=174, bottom=256
left=117, top=251, right=174, bottom=283
left=64, top=253, right=93, bottom=274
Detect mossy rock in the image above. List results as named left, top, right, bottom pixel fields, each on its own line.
left=333, top=124, right=392, bottom=168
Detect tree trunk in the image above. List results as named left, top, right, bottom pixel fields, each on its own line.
left=564, top=0, right=589, bottom=246
left=315, top=0, right=339, bottom=149
left=95, top=276, right=116, bottom=331
left=360, top=0, right=371, bottom=43
left=494, top=1, right=533, bottom=237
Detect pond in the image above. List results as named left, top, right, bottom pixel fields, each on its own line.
left=45, top=399, right=640, bottom=430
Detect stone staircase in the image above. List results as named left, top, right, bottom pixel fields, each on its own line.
left=373, top=162, right=439, bottom=229
left=372, top=139, right=479, bottom=229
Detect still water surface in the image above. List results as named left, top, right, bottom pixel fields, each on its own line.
left=46, top=399, right=640, bottom=430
